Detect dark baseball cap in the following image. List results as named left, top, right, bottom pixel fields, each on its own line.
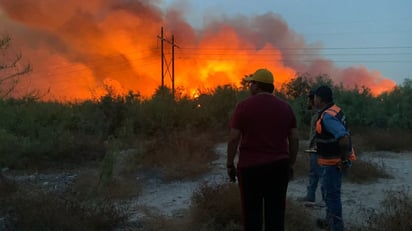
left=315, top=85, right=333, bottom=103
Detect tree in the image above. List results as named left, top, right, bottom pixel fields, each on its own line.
left=0, top=35, right=31, bottom=98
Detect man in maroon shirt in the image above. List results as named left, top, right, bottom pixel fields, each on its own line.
left=227, top=68, right=299, bottom=231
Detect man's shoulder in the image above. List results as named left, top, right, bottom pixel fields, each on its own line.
left=322, top=112, right=337, bottom=121
left=236, top=95, right=254, bottom=106
left=240, top=94, right=292, bottom=108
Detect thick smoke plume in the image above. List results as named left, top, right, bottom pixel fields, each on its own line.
left=0, top=0, right=395, bottom=100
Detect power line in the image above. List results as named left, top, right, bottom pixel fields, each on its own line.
left=179, top=46, right=412, bottom=51
left=21, top=44, right=412, bottom=80
left=174, top=52, right=412, bottom=56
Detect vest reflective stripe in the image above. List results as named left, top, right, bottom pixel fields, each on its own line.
left=318, top=148, right=357, bottom=165
left=316, top=105, right=341, bottom=134
left=318, top=158, right=341, bottom=165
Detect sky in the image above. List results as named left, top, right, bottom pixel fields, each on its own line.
left=162, top=0, right=412, bottom=85
left=0, top=0, right=411, bottom=100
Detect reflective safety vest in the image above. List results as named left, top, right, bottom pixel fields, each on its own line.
left=315, top=104, right=356, bottom=165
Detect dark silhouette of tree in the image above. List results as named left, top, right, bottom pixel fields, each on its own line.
left=0, top=35, right=32, bottom=98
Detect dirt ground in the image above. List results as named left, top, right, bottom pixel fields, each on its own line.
left=2, top=143, right=411, bottom=229
left=133, top=144, right=412, bottom=227
left=289, top=151, right=412, bottom=227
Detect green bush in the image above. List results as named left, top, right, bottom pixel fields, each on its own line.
left=1, top=77, right=412, bottom=170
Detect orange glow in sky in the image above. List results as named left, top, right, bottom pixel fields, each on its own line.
left=0, top=1, right=396, bottom=101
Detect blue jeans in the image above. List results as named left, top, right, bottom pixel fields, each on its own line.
left=306, top=154, right=322, bottom=202
left=321, top=165, right=343, bottom=231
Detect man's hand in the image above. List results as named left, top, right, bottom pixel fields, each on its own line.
left=338, top=135, right=351, bottom=159
left=288, top=167, right=294, bottom=181
left=227, top=166, right=237, bottom=182
left=227, top=128, right=240, bottom=183
left=337, top=159, right=352, bottom=171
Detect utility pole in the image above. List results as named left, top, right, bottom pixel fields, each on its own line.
left=172, top=35, right=175, bottom=96
left=157, top=27, right=179, bottom=97
left=158, top=27, right=165, bottom=88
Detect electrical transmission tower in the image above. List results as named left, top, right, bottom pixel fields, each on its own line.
left=157, top=27, right=179, bottom=96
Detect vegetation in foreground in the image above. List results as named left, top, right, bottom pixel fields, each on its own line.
left=351, top=189, right=412, bottom=231
left=1, top=69, right=412, bottom=229
left=132, top=183, right=412, bottom=231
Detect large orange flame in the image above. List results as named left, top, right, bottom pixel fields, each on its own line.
left=0, top=0, right=396, bottom=101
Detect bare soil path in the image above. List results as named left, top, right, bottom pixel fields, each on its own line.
left=3, top=145, right=412, bottom=229
left=133, top=146, right=412, bottom=228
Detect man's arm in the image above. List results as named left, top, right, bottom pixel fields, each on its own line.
left=226, top=128, right=241, bottom=167
left=288, top=128, right=299, bottom=166
left=338, top=135, right=351, bottom=159
left=227, top=128, right=241, bottom=182
left=323, top=114, right=351, bottom=159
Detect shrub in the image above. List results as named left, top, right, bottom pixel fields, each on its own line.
left=141, top=129, right=219, bottom=180
left=0, top=99, right=106, bottom=169
left=356, top=189, right=412, bottom=231
left=2, top=190, right=127, bottom=231
left=285, top=198, right=318, bottom=231
left=352, top=127, right=412, bottom=152
left=190, top=182, right=242, bottom=230
left=137, top=182, right=319, bottom=231
left=0, top=173, right=18, bottom=197
left=344, top=158, right=391, bottom=184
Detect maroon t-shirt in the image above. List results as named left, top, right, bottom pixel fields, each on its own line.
left=230, top=94, right=297, bottom=168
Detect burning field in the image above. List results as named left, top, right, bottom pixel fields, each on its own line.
left=0, top=0, right=396, bottom=101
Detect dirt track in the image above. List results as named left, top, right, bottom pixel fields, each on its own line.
left=2, top=144, right=411, bottom=228
left=133, top=145, right=412, bottom=227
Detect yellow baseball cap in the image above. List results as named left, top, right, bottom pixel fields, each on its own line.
left=245, top=68, right=274, bottom=84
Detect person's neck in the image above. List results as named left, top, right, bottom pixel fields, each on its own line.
left=318, top=102, right=334, bottom=111
left=256, top=91, right=272, bottom=95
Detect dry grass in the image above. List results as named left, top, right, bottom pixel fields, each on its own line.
left=296, top=128, right=393, bottom=184
left=72, top=170, right=141, bottom=201
left=352, top=127, right=412, bottom=152
left=295, top=150, right=391, bottom=184
left=133, top=182, right=242, bottom=231
left=71, top=146, right=142, bottom=201
left=190, top=182, right=242, bottom=230
left=142, top=127, right=405, bottom=231
left=294, top=150, right=311, bottom=178
left=0, top=151, right=137, bottom=230
left=352, top=188, right=412, bottom=231
left=135, top=215, right=191, bottom=231
left=0, top=173, right=18, bottom=197
left=344, top=158, right=391, bottom=183
left=285, top=198, right=318, bottom=231
left=141, top=129, right=221, bottom=181
left=137, top=182, right=318, bottom=231
left=0, top=189, right=127, bottom=231
left=1, top=125, right=409, bottom=230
